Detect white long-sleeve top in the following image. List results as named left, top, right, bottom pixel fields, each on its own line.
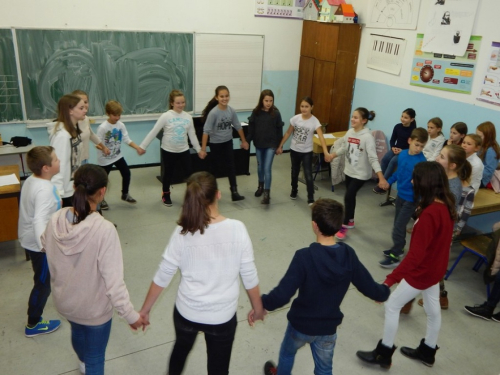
left=153, top=219, right=259, bottom=325
left=335, top=127, right=381, bottom=180
left=96, top=120, right=132, bottom=166
left=423, top=134, right=445, bottom=161
left=139, top=110, right=201, bottom=153
left=467, top=153, right=484, bottom=192
left=48, top=122, right=83, bottom=198
left=18, top=175, right=61, bottom=251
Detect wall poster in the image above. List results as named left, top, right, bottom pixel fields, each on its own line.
left=366, top=0, right=421, bottom=30
left=477, top=42, right=500, bottom=106
left=410, top=33, right=481, bottom=94
left=255, top=0, right=305, bottom=19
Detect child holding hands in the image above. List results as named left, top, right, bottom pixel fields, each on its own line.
left=96, top=100, right=144, bottom=209
left=329, top=108, right=387, bottom=240
left=259, top=199, right=390, bottom=375
left=276, top=97, right=332, bottom=206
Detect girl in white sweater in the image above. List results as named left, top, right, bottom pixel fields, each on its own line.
left=330, top=107, right=387, bottom=240
left=423, top=117, right=446, bottom=161
left=138, top=90, right=203, bottom=207
left=139, top=171, right=265, bottom=375
left=49, top=94, right=87, bottom=207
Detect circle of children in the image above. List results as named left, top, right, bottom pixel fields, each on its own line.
left=18, top=84, right=500, bottom=375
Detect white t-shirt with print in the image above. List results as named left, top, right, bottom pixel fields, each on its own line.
left=289, top=114, right=321, bottom=153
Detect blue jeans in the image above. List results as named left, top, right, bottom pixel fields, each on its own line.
left=380, top=150, right=399, bottom=180
left=277, top=323, right=337, bottom=375
left=69, top=319, right=112, bottom=375
left=290, top=150, right=314, bottom=200
left=256, top=147, right=276, bottom=189
left=390, top=196, right=416, bottom=253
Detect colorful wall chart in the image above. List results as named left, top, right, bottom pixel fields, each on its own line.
left=477, top=41, right=500, bottom=106
left=255, top=0, right=304, bottom=19
left=410, top=34, right=481, bottom=94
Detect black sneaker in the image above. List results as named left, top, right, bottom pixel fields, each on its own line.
left=379, top=253, right=401, bottom=268
left=383, top=249, right=405, bottom=257
left=464, top=303, right=494, bottom=320
left=100, top=199, right=109, bottom=210
left=121, top=194, right=137, bottom=204
left=373, top=186, right=386, bottom=194
left=264, top=361, right=277, bottom=375
left=162, top=192, right=172, bottom=207
left=290, top=190, right=298, bottom=200
left=492, top=312, right=500, bottom=322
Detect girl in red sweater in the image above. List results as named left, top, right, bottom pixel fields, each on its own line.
left=356, top=161, right=456, bottom=369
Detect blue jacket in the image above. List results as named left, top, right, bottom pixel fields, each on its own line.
left=387, top=150, right=426, bottom=202
left=481, top=147, right=500, bottom=186
left=261, top=242, right=389, bottom=336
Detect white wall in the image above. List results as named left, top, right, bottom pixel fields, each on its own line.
left=351, top=0, right=500, bottom=110
left=1, top=0, right=302, bottom=71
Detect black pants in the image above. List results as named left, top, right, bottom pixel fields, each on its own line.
left=102, top=157, right=131, bottom=195
left=343, top=175, right=367, bottom=225
left=161, top=149, right=192, bottom=192
left=290, top=150, right=314, bottom=200
left=26, top=250, right=51, bottom=326
left=169, top=306, right=237, bottom=375
left=209, top=140, right=237, bottom=189
left=62, top=196, right=73, bottom=208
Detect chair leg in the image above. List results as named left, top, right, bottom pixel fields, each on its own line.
left=445, top=249, right=467, bottom=280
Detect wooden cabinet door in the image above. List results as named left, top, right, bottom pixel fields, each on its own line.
left=300, top=21, right=318, bottom=58
left=316, top=23, right=339, bottom=62
left=296, top=56, right=315, bottom=114
left=311, top=60, right=336, bottom=125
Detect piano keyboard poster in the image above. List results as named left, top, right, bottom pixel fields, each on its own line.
left=367, top=34, right=407, bottom=75
left=410, top=33, right=481, bottom=94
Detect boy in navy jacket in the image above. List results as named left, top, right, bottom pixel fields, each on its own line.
left=256, top=199, right=390, bottom=375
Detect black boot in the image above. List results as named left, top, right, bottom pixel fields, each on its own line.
left=231, top=186, right=245, bottom=201
left=261, top=189, right=270, bottom=205
left=255, top=182, right=264, bottom=197
left=400, top=338, right=439, bottom=367
left=356, top=340, right=397, bottom=369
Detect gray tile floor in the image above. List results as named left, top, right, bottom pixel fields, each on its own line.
left=0, top=155, right=496, bottom=375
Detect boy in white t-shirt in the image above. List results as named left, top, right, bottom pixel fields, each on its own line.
left=96, top=100, right=145, bottom=209
left=19, top=146, right=62, bottom=337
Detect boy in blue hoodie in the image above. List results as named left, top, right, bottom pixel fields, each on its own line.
left=257, top=199, right=390, bottom=375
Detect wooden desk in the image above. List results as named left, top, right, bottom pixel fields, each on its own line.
left=0, top=144, right=34, bottom=178
left=312, top=131, right=347, bottom=154
left=471, top=188, right=500, bottom=216
left=0, top=165, right=21, bottom=242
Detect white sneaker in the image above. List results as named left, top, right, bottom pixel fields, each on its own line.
left=79, top=361, right=85, bottom=374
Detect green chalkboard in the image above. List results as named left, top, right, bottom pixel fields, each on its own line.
left=0, top=29, right=23, bottom=122
left=16, top=29, right=193, bottom=120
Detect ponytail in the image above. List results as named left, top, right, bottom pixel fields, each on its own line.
left=177, top=172, right=218, bottom=235
left=201, top=86, right=229, bottom=124
left=445, top=144, right=472, bottom=184
left=72, top=164, right=108, bottom=224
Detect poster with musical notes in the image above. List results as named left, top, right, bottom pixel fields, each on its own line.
left=255, top=0, right=304, bottom=19
left=410, top=33, right=481, bottom=94
left=477, top=42, right=500, bottom=106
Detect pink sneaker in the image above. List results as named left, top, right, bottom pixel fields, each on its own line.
left=344, top=220, right=355, bottom=229
left=335, top=226, right=348, bottom=240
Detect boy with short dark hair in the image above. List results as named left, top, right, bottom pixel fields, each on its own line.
left=19, top=146, right=62, bottom=337
left=257, top=198, right=390, bottom=375
left=377, top=127, right=429, bottom=268
left=96, top=100, right=144, bottom=209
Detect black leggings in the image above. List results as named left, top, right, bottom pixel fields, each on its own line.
left=168, top=306, right=237, bottom=375
left=343, top=175, right=367, bottom=225
left=209, top=140, right=237, bottom=189
left=102, top=157, right=131, bottom=195
left=161, top=149, right=192, bottom=192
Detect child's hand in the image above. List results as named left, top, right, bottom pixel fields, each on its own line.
left=139, top=310, right=151, bottom=331
left=379, top=181, right=390, bottom=190
left=130, top=314, right=145, bottom=331
left=241, top=141, right=249, bottom=150
left=276, top=147, right=283, bottom=155
left=136, top=147, right=146, bottom=156
left=102, top=146, right=111, bottom=156
left=324, top=153, right=333, bottom=163
left=198, top=150, right=207, bottom=159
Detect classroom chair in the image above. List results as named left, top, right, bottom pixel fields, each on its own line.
left=445, top=234, right=492, bottom=298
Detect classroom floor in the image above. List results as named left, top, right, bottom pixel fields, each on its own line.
left=0, top=155, right=496, bottom=375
